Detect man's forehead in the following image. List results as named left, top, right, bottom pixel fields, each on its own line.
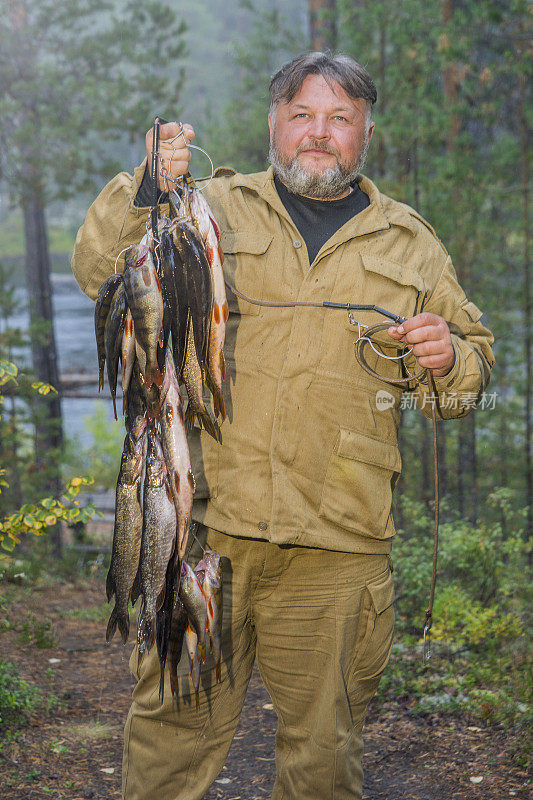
left=282, top=74, right=365, bottom=112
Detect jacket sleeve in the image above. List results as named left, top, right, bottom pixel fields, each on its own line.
left=71, top=160, right=159, bottom=300
left=413, top=255, right=495, bottom=420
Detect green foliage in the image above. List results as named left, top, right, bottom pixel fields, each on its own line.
left=383, top=495, right=531, bottom=760
left=17, top=614, right=56, bottom=649
left=64, top=402, right=124, bottom=491
left=0, top=473, right=96, bottom=551
left=203, top=0, right=304, bottom=173
left=0, top=660, right=56, bottom=743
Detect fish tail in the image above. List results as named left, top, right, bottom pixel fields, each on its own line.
left=215, top=659, right=221, bottom=683
left=198, top=409, right=221, bottom=443
left=195, top=689, right=199, bottom=710
left=105, top=568, right=115, bottom=602
left=184, top=405, right=195, bottom=435
left=170, top=669, right=180, bottom=699
left=105, top=605, right=129, bottom=644
left=111, top=393, right=118, bottom=421
left=159, top=664, right=166, bottom=704
left=98, top=370, right=105, bottom=392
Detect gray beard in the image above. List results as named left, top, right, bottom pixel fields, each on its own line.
left=268, top=136, right=370, bottom=200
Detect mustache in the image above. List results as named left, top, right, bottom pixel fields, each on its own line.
left=296, top=140, right=340, bottom=157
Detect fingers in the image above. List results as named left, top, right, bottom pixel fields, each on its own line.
left=387, top=313, right=454, bottom=375
left=145, top=122, right=195, bottom=191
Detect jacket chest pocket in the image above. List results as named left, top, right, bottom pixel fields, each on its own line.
left=358, top=253, right=426, bottom=322
left=220, top=231, right=274, bottom=316
left=318, top=427, right=401, bottom=540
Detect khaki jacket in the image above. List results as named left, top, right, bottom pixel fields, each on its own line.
left=72, top=163, right=494, bottom=554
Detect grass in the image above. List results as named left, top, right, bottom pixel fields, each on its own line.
left=64, top=720, right=118, bottom=742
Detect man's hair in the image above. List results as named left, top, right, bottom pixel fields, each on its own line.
left=269, top=51, right=377, bottom=128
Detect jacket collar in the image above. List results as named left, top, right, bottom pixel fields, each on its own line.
left=227, top=166, right=418, bottom=241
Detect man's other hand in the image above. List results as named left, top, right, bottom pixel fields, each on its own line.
left=145, top=121, right=195, bottom=192
left=387, top=313, right=455, bottom=377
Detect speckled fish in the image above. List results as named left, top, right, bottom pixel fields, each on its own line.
left=105, top=416, right=146, bottom=643
left=182, top=321, right=221, bottom=442
left=196, top=550, right=223, bottom=682
left=122, top=243, right=164, bottom=392
left=189, top=190, right=228, bottom=420
left=104, top=282, right=127, bottom=420
left=137, top=433, right=177, bottom=653
left=178, top=561, right=207, bottom=662
left=159, top=227, right=189, bottom=377
left=95, top=273, right=123, bottom=392
left=160, top=348, right=195, bottom=558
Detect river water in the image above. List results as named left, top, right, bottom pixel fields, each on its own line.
left=8, top=273, right=119, bottom=449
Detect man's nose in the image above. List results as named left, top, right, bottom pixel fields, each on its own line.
left=307, top=115, right=330, bottom=139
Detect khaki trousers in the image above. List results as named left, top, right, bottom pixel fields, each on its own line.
left=122, top=526, right=394, bottom=800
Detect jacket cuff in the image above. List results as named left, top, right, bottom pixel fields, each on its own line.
left=416, top=335, right=485, bottom=419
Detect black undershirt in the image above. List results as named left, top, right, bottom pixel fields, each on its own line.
left=274, top=175, right=369, bottom=264
left=134, top=167, right=370, bottom=264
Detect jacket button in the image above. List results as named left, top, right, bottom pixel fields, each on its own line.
left=293, top=239, right=302, bottom=249
left=258, top=521, right=268, bottom=531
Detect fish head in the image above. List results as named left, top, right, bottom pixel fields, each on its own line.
left=124, top=243, right=150, bottom=271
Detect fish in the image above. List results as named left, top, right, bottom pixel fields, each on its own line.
left=124, top=361, right=147, bottom=433
left=121, top=308, right=136, bottom=412
left=95, top=273, right=123, bottom=392
left=182, top=320, right=221, bottom=442
left=185, top=623, right=201, bottom=708
left=160, top=348, right=195, bottom=558
left=168, top=593, right=188, bottom=700
left=156, top=548, right=180, bottom=702
left=105, top=416, right=146, bottom=643
left=160, top=228, right=190, bottom=381
left=137, top=433, right=177, bottom=653
left=122, top=243, right=164, bottom=391
left=189, top=190, right=228, bottom=420
left=196, top=550, right=223, bottom=682
left=172, top=220, right=213, bottom=378
left=178, top=561, right=207, bottom=662
left=104, top=282, right=127, bottom=420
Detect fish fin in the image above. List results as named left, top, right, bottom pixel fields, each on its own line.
left=184, top=405, right=195, bottom=435
left=111, top=393, right=118, bottom=421
left=105, top=568, right=115, bottom=602
left=220, top=350, right=226, bottom=381
left=106, top=606, right=129, bottom=644
left=98, top=369, right=105, bottom=392
left=195, top=689, right=199, bottom=710
left=188, top=469, right=195, bottom=492
left=105, top=608, right=117, bottom=642
left=131, top=570, right=142, bottom=607
left=199, top=410, right=221, bottom=443
left=215, top=659, right=221, bottom=683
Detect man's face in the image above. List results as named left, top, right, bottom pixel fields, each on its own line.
left=268, top=74, right=374, bottom=200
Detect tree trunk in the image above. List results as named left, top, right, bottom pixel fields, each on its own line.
left=22, top=184, right=64, bottom=555
left=308, top=0, right=337, bottom=51
left=518, top=38, right=531, bottom=550
left=442, top=0, right=461, bottom=149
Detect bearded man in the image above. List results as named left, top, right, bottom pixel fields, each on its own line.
left=72, top=52, right=493, bottom=800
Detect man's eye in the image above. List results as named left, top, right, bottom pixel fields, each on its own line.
left=294, top=113, right=308, bottom=119
left=334, top=116, right=347, bottom=122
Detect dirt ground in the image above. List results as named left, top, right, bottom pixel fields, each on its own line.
left=0, top=578, right=530, bottom=800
